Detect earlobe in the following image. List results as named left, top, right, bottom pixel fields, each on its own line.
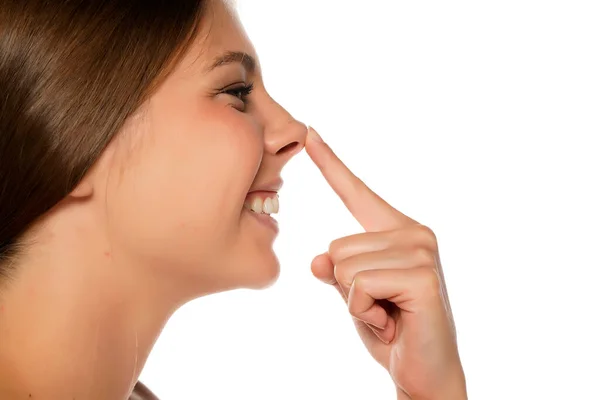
left=69, top=179, right=94, bottom=199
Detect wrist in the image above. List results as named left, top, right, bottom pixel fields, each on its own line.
left=405, top=386, right=468, bottom=400
left=402, top=391, right=467, bottom=400
left=395, top=373, right=467, bottom=400
left=396, top=388, right=410, bottom=400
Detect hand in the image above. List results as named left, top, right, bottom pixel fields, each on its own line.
left=305, top=127, right=466, bottom=400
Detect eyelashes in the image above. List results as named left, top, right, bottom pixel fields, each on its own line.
left=221, top=82, right=254, bottom=106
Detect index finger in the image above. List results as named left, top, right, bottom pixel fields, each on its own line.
left=304, top=126, right=414, bottom=231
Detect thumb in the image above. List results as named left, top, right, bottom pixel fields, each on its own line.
left=310, top=252, right=336, bottom=285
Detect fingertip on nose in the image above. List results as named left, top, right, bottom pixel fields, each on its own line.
left=306, top=125, right=323, bottom=143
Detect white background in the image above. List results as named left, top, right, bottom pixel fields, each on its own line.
left=140, top=1, right=600, bottom=399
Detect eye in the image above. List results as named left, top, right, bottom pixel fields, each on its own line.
left=222, top=82, right=254, bottom=105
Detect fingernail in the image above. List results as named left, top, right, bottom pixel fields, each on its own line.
left=307, top=126, right=323, bottom=143
left=372, top=328, right=391, bottom=345
left=367, top=321, right=387, bottom=331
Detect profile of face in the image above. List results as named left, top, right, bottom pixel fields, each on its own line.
left=65, top=0, right=306, bottom=297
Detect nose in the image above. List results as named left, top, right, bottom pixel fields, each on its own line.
left=263, top=114, right=307, bottom=163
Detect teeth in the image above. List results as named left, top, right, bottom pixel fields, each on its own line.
left=245, top=194, right=279, bottom=215
left=263, top=197, right=274, bottom=214
left=250, top=197, right=263, bottom=213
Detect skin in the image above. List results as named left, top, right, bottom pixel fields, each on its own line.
left=0, top=1, right=466, bottom=399
left=0, top=1, right=305, bottom=398
left=306, top=128, right=467, bottom=399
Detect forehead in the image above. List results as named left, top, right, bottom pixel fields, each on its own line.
left=180, top=0, right=259, bottom=74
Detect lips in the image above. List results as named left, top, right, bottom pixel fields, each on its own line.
left=247, top=177, right=283, bottom=194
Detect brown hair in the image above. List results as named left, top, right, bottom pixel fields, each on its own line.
left=0, top=0, right=207, bottom=277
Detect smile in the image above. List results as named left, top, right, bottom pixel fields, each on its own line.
left=243, top=191, right=279, bottom=215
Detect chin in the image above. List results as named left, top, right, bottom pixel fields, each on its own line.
left=243, top=251, right=281, bottom=290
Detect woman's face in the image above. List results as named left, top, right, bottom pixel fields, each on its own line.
left=93, top=0, right=306, bottom=294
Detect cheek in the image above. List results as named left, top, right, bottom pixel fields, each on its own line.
left=104, top=103, right=263, bottom=265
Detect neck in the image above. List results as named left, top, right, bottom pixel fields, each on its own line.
left=0, top=247, right=179, bottom=399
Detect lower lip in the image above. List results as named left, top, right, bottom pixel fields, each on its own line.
left=244, top=209, right=279, bottom=233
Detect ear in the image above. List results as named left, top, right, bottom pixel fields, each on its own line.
left=67, top=130, right=121, bottom=201
left=69, top=177, right=94, bottom=199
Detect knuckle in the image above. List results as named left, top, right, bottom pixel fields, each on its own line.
left=415, top=224, right=439, bottom=251
left=417, top=267, right=442, bottom=295
left=328, top=238, right=345, bottom=264
left=415, top=247, right=437, bottom=268
left=352, top=270, right=367, bottom=287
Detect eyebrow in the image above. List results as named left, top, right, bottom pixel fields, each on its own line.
left=207, top=51, right=257, bottom=74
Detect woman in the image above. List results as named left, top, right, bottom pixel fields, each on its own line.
left=0, top=0, right=467, bottom=399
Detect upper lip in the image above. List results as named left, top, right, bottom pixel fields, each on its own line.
left=247, top=177, right=283, bottom=193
